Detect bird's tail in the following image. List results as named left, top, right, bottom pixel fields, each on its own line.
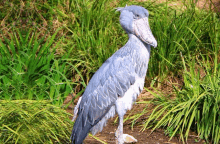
left=72, top=97, right=82, bottom=121
left=71, top=111, right=92, bottom=144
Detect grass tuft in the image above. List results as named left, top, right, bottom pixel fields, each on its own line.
left=139, top=54, right=220, bottom=143
left=0, top=100, right=73, bottom=144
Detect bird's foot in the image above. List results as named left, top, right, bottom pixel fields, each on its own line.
left=123, top=134, right=137, bottom=143
left=115, top=131, right=137, bottom=144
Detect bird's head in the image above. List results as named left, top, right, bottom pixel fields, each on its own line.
left=117, top=5, right=157, bottom=48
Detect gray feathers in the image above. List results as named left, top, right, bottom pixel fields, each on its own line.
left=71, top=5, right=156, bottom=144
left=71, top=38, right=149, bottom=144
left=90, top=105, right=116, bottom=135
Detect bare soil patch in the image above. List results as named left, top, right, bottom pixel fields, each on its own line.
left=82, top=98, right=205, bottom=144
left=83, top=116, right=205, bottom=144
left=65, top=93, right=206, bottom=144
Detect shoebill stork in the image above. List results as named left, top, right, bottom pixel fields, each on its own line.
left=71, top=5, right=157, bottom=144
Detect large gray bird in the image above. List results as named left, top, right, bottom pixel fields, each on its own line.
left=71, top=5, right=157, bottom=144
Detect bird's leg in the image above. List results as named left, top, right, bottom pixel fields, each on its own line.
left=115, top=115, right=124, bottom=144
left=115, top=115, right=138, bottom=144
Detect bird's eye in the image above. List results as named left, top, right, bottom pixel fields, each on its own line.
left=135, top=14, right=140, bottom=18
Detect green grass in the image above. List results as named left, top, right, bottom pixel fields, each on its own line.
left=147, top=0, right=220, bottom=84
left=0, top=100, right=73, bottom=143
left=0, top=0, right=220, bottom=143
left=63, top=0, right=180, bottom=84
left=138, top=53, right=220, bottom=143
left=63, top=0, right=220, bottom=86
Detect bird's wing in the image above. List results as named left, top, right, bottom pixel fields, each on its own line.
left=71, top=47, right=148, bottom=144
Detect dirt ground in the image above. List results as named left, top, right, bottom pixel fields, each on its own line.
left=65, top=90, right=206, bottom=144
left=82, top=103, right=206, bottom=144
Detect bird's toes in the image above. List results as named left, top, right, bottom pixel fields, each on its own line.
left=123, top=134, right=137, bottom=143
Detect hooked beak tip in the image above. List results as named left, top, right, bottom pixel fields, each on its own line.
left=152, top=42, right=157, bottom=48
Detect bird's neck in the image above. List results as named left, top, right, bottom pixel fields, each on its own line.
left=127, top=34, right=151, bottom=52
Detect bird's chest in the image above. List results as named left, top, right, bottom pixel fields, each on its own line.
left=115, top=77, right=145, bottom=116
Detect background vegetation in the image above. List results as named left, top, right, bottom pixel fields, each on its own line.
left=0, top=0, right=219, bottom=143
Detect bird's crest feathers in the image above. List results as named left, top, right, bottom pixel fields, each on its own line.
left=115, top=4, right=127, bottom=12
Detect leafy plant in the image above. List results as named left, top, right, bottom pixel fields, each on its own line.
left=0, top=29, right=74, bottom=105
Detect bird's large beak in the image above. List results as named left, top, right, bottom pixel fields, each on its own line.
left=133, top=17, right=157, bottom=48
